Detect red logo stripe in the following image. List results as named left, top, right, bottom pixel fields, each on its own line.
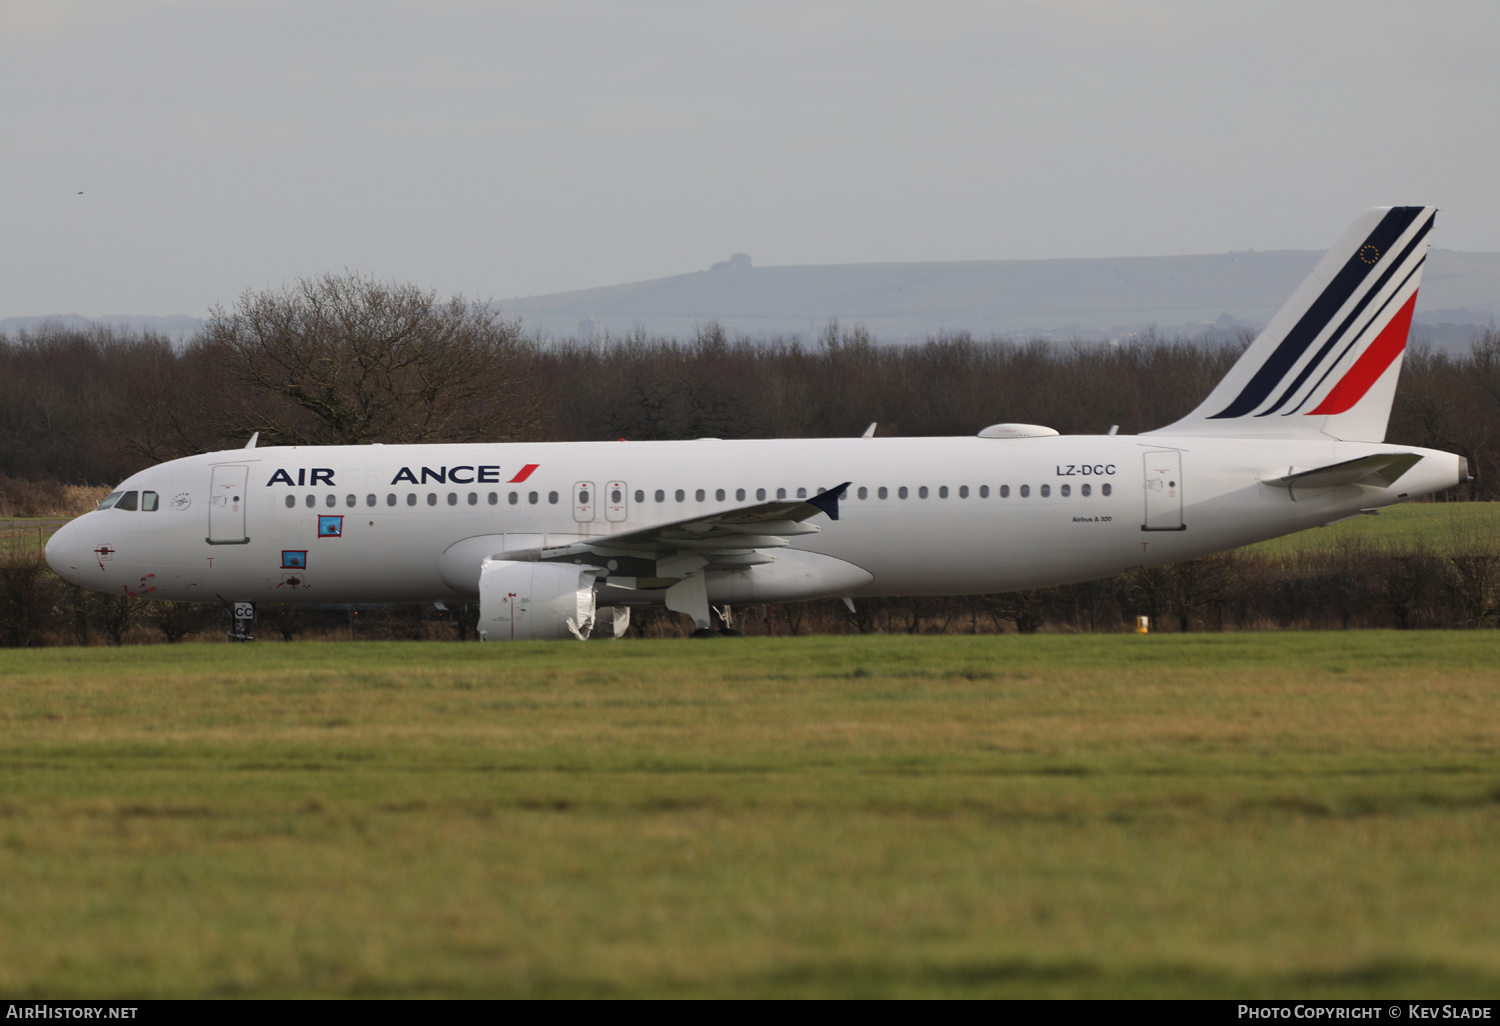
left=1307, top=291, right=1418, bottom=416
left=508, top=463, right=540, bottom=483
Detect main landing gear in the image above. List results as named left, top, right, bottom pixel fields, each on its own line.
left=664, top=573, right=744, bottom=637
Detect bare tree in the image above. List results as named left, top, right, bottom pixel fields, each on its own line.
left=197, top=273, right=543, bottom=446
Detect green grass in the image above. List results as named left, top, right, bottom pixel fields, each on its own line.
left=0, top=525, right=51, bottom=557
left=1240, top=501, right=1500, bottom=557
left=1, top=633, right=1498, bottom=997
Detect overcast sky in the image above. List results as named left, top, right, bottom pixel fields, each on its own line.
left=3, top=0, right=1497, bottom=318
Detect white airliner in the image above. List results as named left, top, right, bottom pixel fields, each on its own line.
left=46, top=207, right=1468, bottom=640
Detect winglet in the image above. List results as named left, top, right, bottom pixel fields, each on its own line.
left=807, top=482, right=851, bottom=521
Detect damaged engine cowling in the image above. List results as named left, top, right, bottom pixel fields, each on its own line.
left=477, top=559, right=603, bottom=641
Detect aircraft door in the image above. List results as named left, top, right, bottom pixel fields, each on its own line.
left=208, top=465, right=250, bottom=543
left=605, top=481, right=628, bottom=522
left=1142, top=451, right=1185, bottom=531
left=573, top=481, right=596, bottom=522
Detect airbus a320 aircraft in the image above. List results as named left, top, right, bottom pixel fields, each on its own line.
left=46, top=207, right=1468, bottom=640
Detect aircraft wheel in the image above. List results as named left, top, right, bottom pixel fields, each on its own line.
left=689, top=628, right=720, bottom=639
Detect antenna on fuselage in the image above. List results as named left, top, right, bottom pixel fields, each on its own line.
left=245, top=432, right=259, bottom=449
left=861, top=422, right=877, bottom=438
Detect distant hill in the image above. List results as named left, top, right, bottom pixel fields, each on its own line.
left=498, top=249, right=1500, bottom=350
left=7, top=248, right=1497, bottom=352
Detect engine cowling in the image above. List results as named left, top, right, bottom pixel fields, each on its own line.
left=477, top=559, right=602, bottom=641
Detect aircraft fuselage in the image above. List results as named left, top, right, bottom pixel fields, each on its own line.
left=45, top=434, right=1465, bottom=607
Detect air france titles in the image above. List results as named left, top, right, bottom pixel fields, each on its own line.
left=265, top=467, right=510, bottom=488
left=266, top=468, right=336, bottom=486
left=389, top=466, right=502, bottom=485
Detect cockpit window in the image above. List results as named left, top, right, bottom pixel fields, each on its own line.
left=115, top=491, right=139, bottom=511
left=142, top=491, right=160, bottom=511
left=96, top=491, right=124, bottom=510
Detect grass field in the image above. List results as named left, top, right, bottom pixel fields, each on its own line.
left=1241, top=501, right=1499, bottom=556
left=1, top=633, right=1498, bottom=997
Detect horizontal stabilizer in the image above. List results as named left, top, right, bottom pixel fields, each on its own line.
left=1266, top=452, right=1422, bottom=490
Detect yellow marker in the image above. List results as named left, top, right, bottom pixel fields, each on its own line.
left=1135, top=615, right=1149, bottom=634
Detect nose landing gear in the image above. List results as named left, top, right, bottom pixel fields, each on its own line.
left=227, top=600, right=256, bottom=642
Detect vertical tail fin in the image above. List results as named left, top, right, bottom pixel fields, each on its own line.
left=1148, top=206, right=1436, bottom=442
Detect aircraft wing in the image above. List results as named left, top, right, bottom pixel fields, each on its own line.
left=500, top=482, right=852, bottom=582
left=1266, top=453, right=1423, bottom=491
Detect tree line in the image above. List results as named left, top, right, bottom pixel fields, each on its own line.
left=1, top=279, right=1496, bottom=510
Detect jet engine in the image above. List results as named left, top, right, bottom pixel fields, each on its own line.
left=477, top=559, right=602, bottom=641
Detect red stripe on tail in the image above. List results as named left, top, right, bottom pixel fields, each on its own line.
left=1307, top=291, right=1418, bottom=416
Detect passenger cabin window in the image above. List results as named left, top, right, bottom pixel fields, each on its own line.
left=979, top=485, right=989, bottom=497
left=447, top=492, right=458, bottom=506
left=285, top=495, right=296, bottom=509
left=1000, top=485, right=1010, bottom=498
left=958, top=486, right=968, bottom=498
left=141, top=491, right=159, bottom=511
left=878, top=487, right=888, bottom=499
left=548, top=491, right=559, bottom=504
left=528, top=492, right=539, bottom=505
left=655, top=489, right=665, bottom=502
left=675, top=489, right=685, bottom=502
left=898, top=487, right=908, bottom=499
left=1020, top=485, right=1030, bottom=497
left=407, top=493, right=417, bottom=506
left=716, top=489, right=726, bottom=501
left=306, top=495, right=317, bottom=508
left=1060, top=484, right=1070, bottom=497
left=509, top=492, right=519, bottom=505
left=918, top=486, right=929, bottom=499
left=346, top=494, right=356, bottom=508
left=366, top=494, right=377, bottom=507
left=1040, top=484, right=1051, bottom=497
left=736, top=489, right=746, bottom=501
left=468, top=492, right=478, bottom=505
left=488, top=492, right=498, bottom=505
left=387, top=493, right=397, bottom=506
left=116, top=491, right=138, bottom=511
left=857, top=486, right=868, bottom=499
left=695, top=489, right=705, bottom=502
left=96, top=491, right=124, bottom=510
left=1102, top=483, right=1113, bottom=496
left=756, top=488, right=766, bottom=501
left=326, top=494, right=337, bottom=508
left=797, top=487, right=807, bottom=498
left=1081, top=483, right=1091, bottom=497
left=427, top=493, right=437, bottom=506
left=776, top=488, right=786, bottom=500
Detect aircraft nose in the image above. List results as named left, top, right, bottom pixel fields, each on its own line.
left=45, top=518, right=85, bottom=582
